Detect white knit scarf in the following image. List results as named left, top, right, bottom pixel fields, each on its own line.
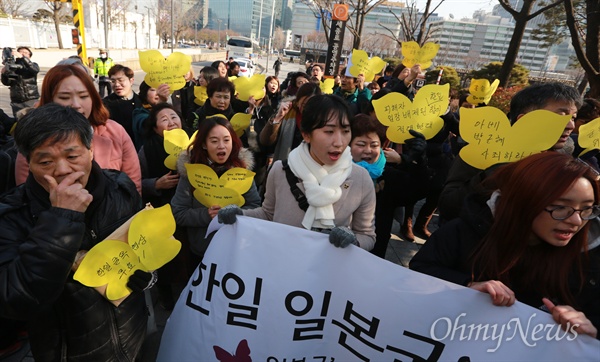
left=288, top=142, right=352, bottom=230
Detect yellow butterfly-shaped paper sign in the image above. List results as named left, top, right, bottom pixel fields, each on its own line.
left=194, top=85, right=208, bottom=106
left=138, top=50, right=192, bottom=91
left=348, top=49, right=386, bottom=82
left=401, top=41, right=440, bottom=69
left=467, top=79, right=499, bottom=105
left=73, top=205, right=181, bottom=303
left=230, top=112, right=251, bottom=137
left=320, top=78, right=335, bottom=94
left=163, top=129, right=198, bottom=170
left=232, top=74, right=266, bottom=101
left=576, top=117, right=600, bottom=156
left=185, top=163, right=255, bottom=208
left=373, top=83, right=449, bottom=144
left=459, top=108, right=572, bottom=170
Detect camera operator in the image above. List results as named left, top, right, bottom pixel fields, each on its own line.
left=1, top=47, right=40, bottom=118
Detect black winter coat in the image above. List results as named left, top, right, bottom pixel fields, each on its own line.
left=0, top=57, right=40, bottom=103
left=0, top=162, right=147, bottom=361
left=410, top=193, right=600, bottom=338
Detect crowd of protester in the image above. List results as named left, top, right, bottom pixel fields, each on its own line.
left=0, top=48, right=599, bottom=360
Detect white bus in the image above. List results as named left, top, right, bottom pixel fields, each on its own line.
left=226, top=36, right=253, bottom=59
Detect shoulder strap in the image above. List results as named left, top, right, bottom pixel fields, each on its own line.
left=282, top=159, right=308, bottom=211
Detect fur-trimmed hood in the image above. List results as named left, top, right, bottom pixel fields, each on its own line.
left=176, top=148, right=255, bottom=177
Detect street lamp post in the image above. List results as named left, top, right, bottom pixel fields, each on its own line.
left=145, top=6, right=151, bottom=49
left=217, top=19, right=222, bottom=50
left=170, top=0, right=174, bottom=52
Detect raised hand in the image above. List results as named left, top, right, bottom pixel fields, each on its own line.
left=157, top=83, right=171, bottom=102
left=44, top=171, right=93, bottom=213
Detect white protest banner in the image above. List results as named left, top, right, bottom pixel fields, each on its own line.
left=158, top=217, right=600, bottom=361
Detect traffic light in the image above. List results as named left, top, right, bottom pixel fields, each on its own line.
left=71, top=28, right=80, bottom=45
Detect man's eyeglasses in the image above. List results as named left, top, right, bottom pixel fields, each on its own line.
left=109, top=78, right=129, bottom=85
left=544, top=205, right=600, bottom=220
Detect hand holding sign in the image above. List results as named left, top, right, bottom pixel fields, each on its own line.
left=372, top=84, right=449, bottom=144
left=139, top=50, right=192, bottom=91
left=348, top=49, right=386, bottom=82
left=185, top=163, right=255, bottom=208
left=163, top=129, right=197, bottom=170
left=230, top=113, right=252, bottom=137
left=73, top=205, right=181, bottom=303
left=467, top=79, right=499, bottom=106
left=459, top=107, right=571, bottom=169
left=232, top=74, right=266, bottom=101
left=575, top=117, right=600, bottom=156
left=401, top=41, right=439, bottom=69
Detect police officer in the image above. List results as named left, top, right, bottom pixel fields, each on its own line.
left=93, top=48, right=114, bottom=98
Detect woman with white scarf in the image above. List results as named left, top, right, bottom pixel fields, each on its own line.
left=219, top=95, right=376, bottom=250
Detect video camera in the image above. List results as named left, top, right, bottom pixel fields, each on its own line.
left=2, top=47, right=24, bottom=72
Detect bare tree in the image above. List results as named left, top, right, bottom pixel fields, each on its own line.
left=565, top=0, right=599, bottom=97
left=299, top=0, right=336, bottom=43
left=345, top=0, right=387, bottom=49
left=299, top=0, right=388, bottom=49
left=273, top=27, right=285, bottom=50
left=378, top=0, right=444, bottom=45
left=496, top=0, right=564, bottom=88
left=0, top=0, right=27, bottom=17
left=42, top=1, right=74, bottom=49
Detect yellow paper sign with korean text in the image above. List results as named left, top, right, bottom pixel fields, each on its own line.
left=194, top=85, right=208, bottom=106
left=73, top=205, right=181, bottom=304
left=373, top=84, right=449, bottom=143
left=459, top=107, right=571, bottom=170
left=232, top=74, right=266, bottom=101
left=163, top=129, right=197, bottom=170
left=401, top=41, right=440, bottom=69
left=348, top=49, right=386, bottom=82
left=185, top=163, right=255, bottom=208
left=138, top=50, right=192, bottom=91
left=467, top=79, right=499, bottom=105
left=576, top=117, right=600, bottom=156
left=320, top=78, right=335, bottom=94
left=230, top=112, right=251, bottom=137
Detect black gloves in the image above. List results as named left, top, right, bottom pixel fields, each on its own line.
left=218, top=204, right=243, bottom=224
left=402, top=130, right=427, bottom=165
left=126, top=270, right=157, bottom=293
left=327, top=226, right=359, bottom=248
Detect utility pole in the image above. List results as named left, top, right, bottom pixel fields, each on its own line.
left=265, top=0, right=276, bottom=74
left=103, top=0, right=108, bottom=50
left=145, top=6, right=151, bottom=49
left=170, top=0, right=174, bottom=52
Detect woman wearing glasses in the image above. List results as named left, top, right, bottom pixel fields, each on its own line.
left=410, top=152, right=600, bottom=339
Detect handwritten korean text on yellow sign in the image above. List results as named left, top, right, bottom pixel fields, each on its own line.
left=348, top=49, right=386, bottom=82
left=467, top=79, right=499, bottom=105
left=373, top=84, right=449, bottom=143
left=139, top=50, right=192, bottom=90
left=401, top=41, right=440, bottom=69
left=73, top=205, right=181, bottom=302
left=459, top=107, right=571, bottom=169
left=185, top=163, right=255, bottom=208
left=576, top=117, right=600, bottom=156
